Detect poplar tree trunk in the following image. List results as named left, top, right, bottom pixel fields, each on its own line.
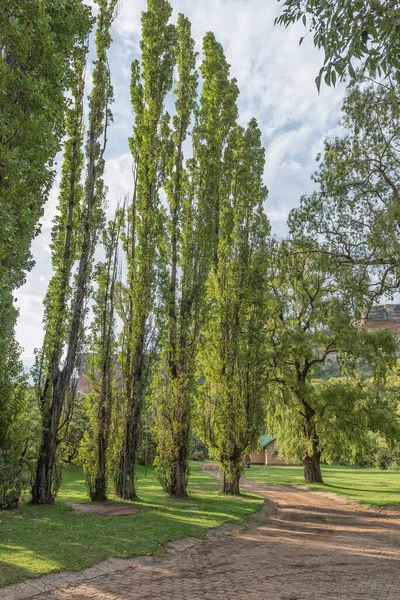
left=169, top=421, right=189, bottom=498
left=32, top=214, right=93, bottom=504
left=92, top=390, right=108, bottom=501
left=116, top=340, right=144, bottom=500
left=32, top=393, right=63, bottom=504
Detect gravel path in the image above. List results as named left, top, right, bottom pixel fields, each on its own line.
left=2, top=464, right=399, bottom=600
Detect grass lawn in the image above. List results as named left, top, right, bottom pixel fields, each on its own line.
left=244, top=464, right=400, bottom=506
left=0, top=462, right=262, bottom=588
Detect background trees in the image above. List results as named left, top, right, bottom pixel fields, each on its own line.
left=276, top=0, right=400, bottom=87
left=266, top=243, right=397, bottom=483
left=289, top=81, right=400, bottom=305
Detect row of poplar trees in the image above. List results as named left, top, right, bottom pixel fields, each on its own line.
left=4, top=0, right=399, bottom=506
left=28, top=0, right=271, bottom=503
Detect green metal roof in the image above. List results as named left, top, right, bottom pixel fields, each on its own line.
left=259, top=434, right=275, bottom=448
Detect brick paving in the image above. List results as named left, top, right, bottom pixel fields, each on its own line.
left=1, top=465, right=399, bottom=600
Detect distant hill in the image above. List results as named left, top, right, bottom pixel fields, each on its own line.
left=362, top=304, right=400, bottom=338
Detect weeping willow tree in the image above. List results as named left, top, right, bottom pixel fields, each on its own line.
left=32, top=0, right=117, bottom=505
left=117, top=0, right=176, bottom=500
left=196, top=119, right=271, bottom=495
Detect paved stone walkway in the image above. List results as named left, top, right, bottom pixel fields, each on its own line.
left=1, top=465, right=399, bottom=600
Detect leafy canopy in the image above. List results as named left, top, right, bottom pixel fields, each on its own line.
left=276, top=0, right=400, bottom=88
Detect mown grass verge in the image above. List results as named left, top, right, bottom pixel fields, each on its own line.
left=244, top=464, right=400, bottom=506
left=0, top=462, right=262, bottom=587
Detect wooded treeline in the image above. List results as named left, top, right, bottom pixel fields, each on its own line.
left=1, top=0, right=400, bottom=508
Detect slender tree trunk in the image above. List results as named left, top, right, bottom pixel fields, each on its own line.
left=32, top=93, right=84, bottom=505
left=31, top=392, right=63, bottom=504
left=116, top=397, right=141, bottom=500
left=93, top=397, right=108, bottom=501
left=32, top=198, right=93, bottom=504
left=116, top=335, right=144, bottom=500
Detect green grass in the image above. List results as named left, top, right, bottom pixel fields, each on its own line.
left=244, top=464, right=400, bottom=506
left=0, top=462, right=262, bottom=588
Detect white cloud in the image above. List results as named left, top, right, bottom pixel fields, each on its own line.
left=15, top=0, right=348, bottom=359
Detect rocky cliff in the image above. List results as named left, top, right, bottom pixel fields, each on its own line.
left=362, top=304, right=400, bottom=338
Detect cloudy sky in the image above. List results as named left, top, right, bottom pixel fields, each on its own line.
left=16, top=0, right=347, bottom=367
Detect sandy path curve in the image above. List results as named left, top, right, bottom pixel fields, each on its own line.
left=4, top=463, right=400, bottom=600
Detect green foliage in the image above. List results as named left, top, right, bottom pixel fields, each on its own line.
left=80, top=211, right=122, bottom=500
left=0, top=450, right=28, bottom=510
left=266, top=242, right=398, bottom=481
left=289, top=81, right=400, bottom=303
left=361, top=434, right=400, bottom=470
left=196, top=119, right=271, bottom=494
left=0, top=0, right=93, bottom=295
left=153, top=14, right=199, bottom=497
left=276, top=0, right=400, bottom=88
left=118, top=0, right=176, bottom=500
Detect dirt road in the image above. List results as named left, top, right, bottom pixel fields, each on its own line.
left=3, top=464, right=400, bottom=600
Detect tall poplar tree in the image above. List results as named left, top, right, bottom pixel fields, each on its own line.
left=117, top=0, right=176, bottom=500
left=196, top=120, right=271, bottom=495
left=81, top=211, right=122, bottom=501
left=194, top=32, right=239, bottom=273
left=153, top=14, right=199, bottom=498
left=0, top=0, right=92, bottom=462
left=32, top=0, right=117, bottom=504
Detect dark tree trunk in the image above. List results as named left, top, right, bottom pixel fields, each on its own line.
left=169, top=439, right=189, bottom=498
left=31, top=399, right=62, bottom=504
left=92, top=405, right=108, bottom=502
left=301, top=397, right=324, bottom=484
left=116, top=341, right=144, bottom=500
left=32, top=82, right=104, bottom=505
left=116, top=397, right=141, bottom=500
left=223, top=472, right=241, bottom=495
left=303, top=451, right=323, bottom=484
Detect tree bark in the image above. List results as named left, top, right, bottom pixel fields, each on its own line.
left=116, top=336, right=144, bottom=500
left=169, top=434, right=189, bottom=498
left=116, top=396, right=141, bottom=500
left=303, top=451, right=323, bottom=483
left=223, top=472, right=241, bottom=495
left=31, top=398, right=62, bottom=504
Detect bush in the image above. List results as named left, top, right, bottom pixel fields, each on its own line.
left=192, top=452, right=204, bottom=461
left=0, top=450, right=27, bottom=509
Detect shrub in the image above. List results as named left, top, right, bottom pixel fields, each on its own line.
left=0, top=450, right=27, bottom=509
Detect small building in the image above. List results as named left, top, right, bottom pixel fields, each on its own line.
left=249, top=434, right=292, bottom=466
